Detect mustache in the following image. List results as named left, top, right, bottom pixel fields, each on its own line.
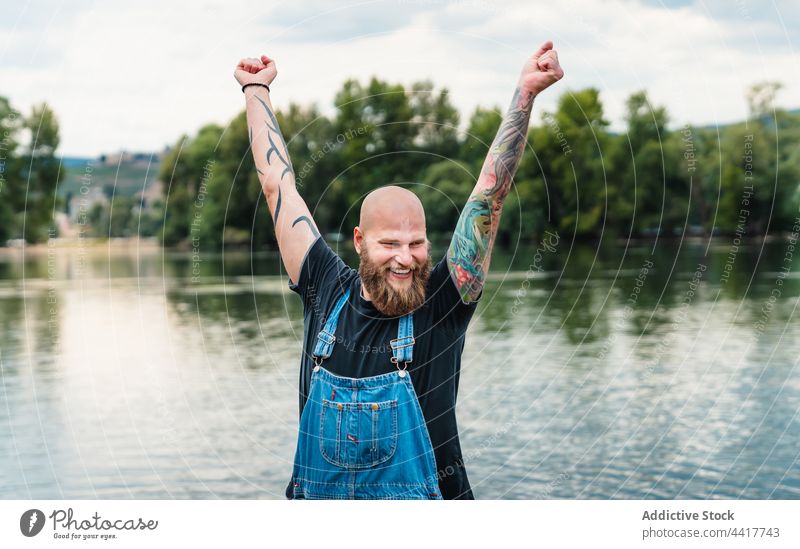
left=382, top=264, right=421, bottom=272
left=358, top=248, right=432, bottom=317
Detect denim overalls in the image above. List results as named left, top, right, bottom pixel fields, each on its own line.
left=290, top=288, right=442, bottom=499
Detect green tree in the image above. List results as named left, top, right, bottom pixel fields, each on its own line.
left=158, top=135, right=193, bottom=246
left=19, top=103, right=63, bottom=242
left=708, top=82, right=797, bottom=235
left=415, top=160, right=473, bottom=237
left=609, top=91, right=689, bottom=236
left=157, top=124, right=225, bottom=246
left=329, top=77, right=460, bottom=231
left=271, top=103, right=336, bottom=240
left=459, top=106, right=502, bottom=173
left=201, top=114, right=261, bottom=248
left=407, top=80, right=460, bottom=160
left=529, top=88, right=609, bottom=237
left=0, top=96, right=23, bottom=242
left=109, top=196, right=135, bottom=237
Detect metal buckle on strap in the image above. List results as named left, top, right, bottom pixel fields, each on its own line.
left=318, top=329, right=336, bottom=345
left=390, top=335, right=415, bottom=351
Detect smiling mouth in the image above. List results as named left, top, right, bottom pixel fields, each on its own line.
left=387, top=267, right=412, bottom=280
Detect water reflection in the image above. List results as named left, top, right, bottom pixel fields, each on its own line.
left=0, top=237, right=798, bottom=499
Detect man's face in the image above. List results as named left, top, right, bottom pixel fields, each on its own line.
left=358, top=229, right=432, bottom=317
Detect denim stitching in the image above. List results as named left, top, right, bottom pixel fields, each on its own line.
left=319, top=399, right=397, bottom=469
left=335, top=401, right=342, bottom=463
left=296, top=477, right=433, bottom=487
left=295, top=477, right=440, bottom=499
left=375, top=402, right=397, bottom=467
left=318, top=399, right=345, bottom=467
left=371, top=406, right=377, bottom=458
left=314, top=366, right=408, bottom=389
left=402, top=376, right=440, bottom=476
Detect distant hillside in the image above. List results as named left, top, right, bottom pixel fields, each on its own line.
left=58, top=154, right=162, bottom=199
left=61, top=157, right=94, bottom=168
left=694, top=107, right=800, bottom=131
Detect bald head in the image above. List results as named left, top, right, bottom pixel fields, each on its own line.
left=359, top=186, right=426, bottom=233
left=355, top=186, right=431, bottom=313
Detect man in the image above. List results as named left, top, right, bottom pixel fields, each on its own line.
left=234, top=42, right=563, bottom=499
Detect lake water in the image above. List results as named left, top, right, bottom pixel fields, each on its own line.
left=1, top=236, right=798, bottom=499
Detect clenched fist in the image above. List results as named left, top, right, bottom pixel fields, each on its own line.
left=234, top=55, right=277, bottom=87
left=519, top=41, right=564, bottom=96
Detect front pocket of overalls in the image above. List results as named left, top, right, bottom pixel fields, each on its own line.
left=319, top=399, right=398, bottom=469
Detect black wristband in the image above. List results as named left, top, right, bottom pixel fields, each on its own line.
left=242, top=82, right=270, bottom=93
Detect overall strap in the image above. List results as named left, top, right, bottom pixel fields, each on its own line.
left=313, top=288, right=351, bottom=361
left=390, top=313, right=415, bottom=366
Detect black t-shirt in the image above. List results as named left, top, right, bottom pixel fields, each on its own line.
left=286, top=236, right=480, bottom=499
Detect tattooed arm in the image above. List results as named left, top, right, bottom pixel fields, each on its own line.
left=235, top=55, right=320, bottom=284
left=447, top=41, right=564, bottom=303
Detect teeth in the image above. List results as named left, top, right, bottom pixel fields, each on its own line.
left=391, top=268, right=410, bottom=274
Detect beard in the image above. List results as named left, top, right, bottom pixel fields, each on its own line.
left=358, top=246, right=432, bottom=317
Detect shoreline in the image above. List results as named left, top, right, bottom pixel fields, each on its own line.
left=0, top=232, right=792, bottom=255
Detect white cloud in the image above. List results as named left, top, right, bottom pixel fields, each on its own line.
left=0, top=0, right=797, bottom=156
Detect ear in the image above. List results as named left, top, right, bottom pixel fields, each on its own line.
left=353, top=226, right=363, bottom=254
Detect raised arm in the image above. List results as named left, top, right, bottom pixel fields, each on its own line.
left=447, top=41, right=564, bottom=302
left=234, top=55, right=320, bottom=284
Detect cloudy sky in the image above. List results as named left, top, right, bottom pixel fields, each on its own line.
left=1, top=0, right=797, bottom=157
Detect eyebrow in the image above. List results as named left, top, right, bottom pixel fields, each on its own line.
left=379, top=238, right=426, bottom=244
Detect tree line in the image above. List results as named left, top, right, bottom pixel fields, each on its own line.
left=157, top=78, right=800, bottom=250
left=1, top=79, right=797, bottom=247
left=0, top=97, right=62, bottom=243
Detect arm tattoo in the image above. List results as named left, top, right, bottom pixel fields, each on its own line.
left=448, top=87, right=534, bottom=302
left=249, top=126, right=265, bottom=175
left=273, top=186, right=282, bottom=223
left=253, top=95, right=294, bottom=181
left=292, top=215, right=320, bottom=239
